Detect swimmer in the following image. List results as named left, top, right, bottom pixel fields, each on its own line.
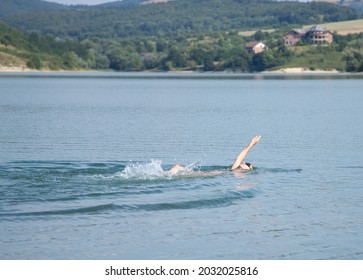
left=230, top=135, right=261, bottom=171
left=168, top=164, right=186, bottom=174
left=167, top=135, right=261, bottom=174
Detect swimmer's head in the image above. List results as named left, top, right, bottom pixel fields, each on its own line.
left=239, top=162, right=253, bottom=170
left=246, top=162, right=253, bottom=170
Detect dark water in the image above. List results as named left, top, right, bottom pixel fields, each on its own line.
left=0, top=73, right=362, bottom=259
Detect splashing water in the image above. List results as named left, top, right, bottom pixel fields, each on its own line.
left=114, top=159, right=203, bottom=180
left=115, top=159, right=166, bottom=180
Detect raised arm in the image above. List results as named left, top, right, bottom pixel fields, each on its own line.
left=230, top=135, right=261, bottom=170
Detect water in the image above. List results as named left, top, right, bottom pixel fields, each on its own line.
left=0, top=73, right=362, bottom=259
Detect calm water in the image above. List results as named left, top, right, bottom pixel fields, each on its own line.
left=0, top=73, right=362, bottom=259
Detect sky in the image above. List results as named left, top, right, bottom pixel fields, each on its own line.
left=46, top=0, right=115, bottom=5
left=46, top=0, right=310, bottom=6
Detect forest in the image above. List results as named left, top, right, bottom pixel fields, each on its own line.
left=0, top=0, right=359, bottom=39
left=0, top=0, right=362, bottom=72
left=1, top=20, right=363, bottom=72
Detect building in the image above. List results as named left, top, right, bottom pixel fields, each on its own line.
left=307, top=25, right=333, bottom=44
left=284, top=29, right=305, bottom=46
left=246, top=41, right=266, bottom=54
left=284, top=25, right=333, bottom=46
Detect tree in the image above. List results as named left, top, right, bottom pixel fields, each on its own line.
left=63, top=52, right=80, bottom=69
left=343, top=48, right=363, bottom=72
left=203, top=55, right=215, bottom=71
left=107, top=47, right=143, bottom=71
left=166, top=46, right=187, bottom=68
left=27, top=55, right=42, bottom=69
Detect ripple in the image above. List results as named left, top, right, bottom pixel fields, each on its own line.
left=0, top=188, right=258, bottom=218
left=0, top=204, right=120, bottom=217
left=0, top=160, right=262, bottom=219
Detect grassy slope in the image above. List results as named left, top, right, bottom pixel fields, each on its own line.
left=317, top=19, right=363, bottom=34
left=0, top=42, right=64, bottom=71
left=0, top=43, right=27, bottom=68
left=238, top=19, right=363, bottom=71
left=282, top=46, right=346, bottom=71
left=282, top=19, right=363, bottom=71
left=239, top=18, right=363, bottom=37
left=0, top=46, right=27, bottom=69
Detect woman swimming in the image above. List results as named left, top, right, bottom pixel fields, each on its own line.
left=168, top=135, right=261, bottom=174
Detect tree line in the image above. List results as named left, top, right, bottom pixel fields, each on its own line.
left=1, top=0, right=359, bottom=40
left=1, top=22, right=363, bottom=72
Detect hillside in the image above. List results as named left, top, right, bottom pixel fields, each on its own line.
left=239, top=18, right=363, bottom=36
left=96, top=0, right=151, bottom=8
left=341, top=0, right=363, bottom=12
left=312, top=18, right=363, bottom=35
left=0, top=0, right=148, bottom=17
left=0, top=0, right=67, bottom=17
left=2, top=17, right=363, bottom=73
left=302, top=0, right=363, bottom=12
left=0, top=22, right=97, bottom=71
left=0, top=0, right=359, bottom=39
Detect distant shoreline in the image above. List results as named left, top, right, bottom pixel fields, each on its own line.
left=262, top=67, right=340, bottom=74
left=0, top=66, right=31, bottom=72
left=0, top=65, right=361, bottom=76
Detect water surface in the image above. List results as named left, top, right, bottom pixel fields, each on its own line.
left=0, top=73, right=362, bottom=259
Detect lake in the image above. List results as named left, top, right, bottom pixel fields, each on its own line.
left=0, top=72, right=362, bottom=259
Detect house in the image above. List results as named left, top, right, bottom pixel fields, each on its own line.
left=284, top=25, right=333, bottom=46
left=307, top=25, right=333, bottom=44
left=246, top=41, right=266, bottom=54
left=284, top=29, right=305, bottom=46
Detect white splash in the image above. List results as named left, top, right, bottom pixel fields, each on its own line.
left=115, top=160, right=202, bottom=180
left=115, top=159, right=166, bottom=180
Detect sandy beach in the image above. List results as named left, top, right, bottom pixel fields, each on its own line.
left=0, top=65, right=33, bottom=72
left=263, top=67, right=340, bottom=74
left=0, top=65, right=349, bottom=74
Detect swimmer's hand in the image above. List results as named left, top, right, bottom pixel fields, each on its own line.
left=231, top=135, right=261, bottom=171
left=249, top=135, right=261, bottom=147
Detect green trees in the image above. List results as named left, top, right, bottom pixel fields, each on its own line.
left=0, top=0, right=66, bottom=17
left=1, top=0, right=358, bottom=40
left=1, top=20, right=363, bottom=73
left=343, top=39, right=363, bottom=71
left=107, top=47, right=143, bottom=71
left=344, top=49, right=363, bottom=71
left=164, top=46, right=188, bottom=69
left=26, top=55, right=42, bottom=69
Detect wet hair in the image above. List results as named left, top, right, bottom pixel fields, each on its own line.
left=245, top=162, right=253, bottom=170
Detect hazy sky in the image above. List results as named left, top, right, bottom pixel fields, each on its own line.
left=46, top=0, right=114, bottom=5
left=46, top=0, right=310, bottom=6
